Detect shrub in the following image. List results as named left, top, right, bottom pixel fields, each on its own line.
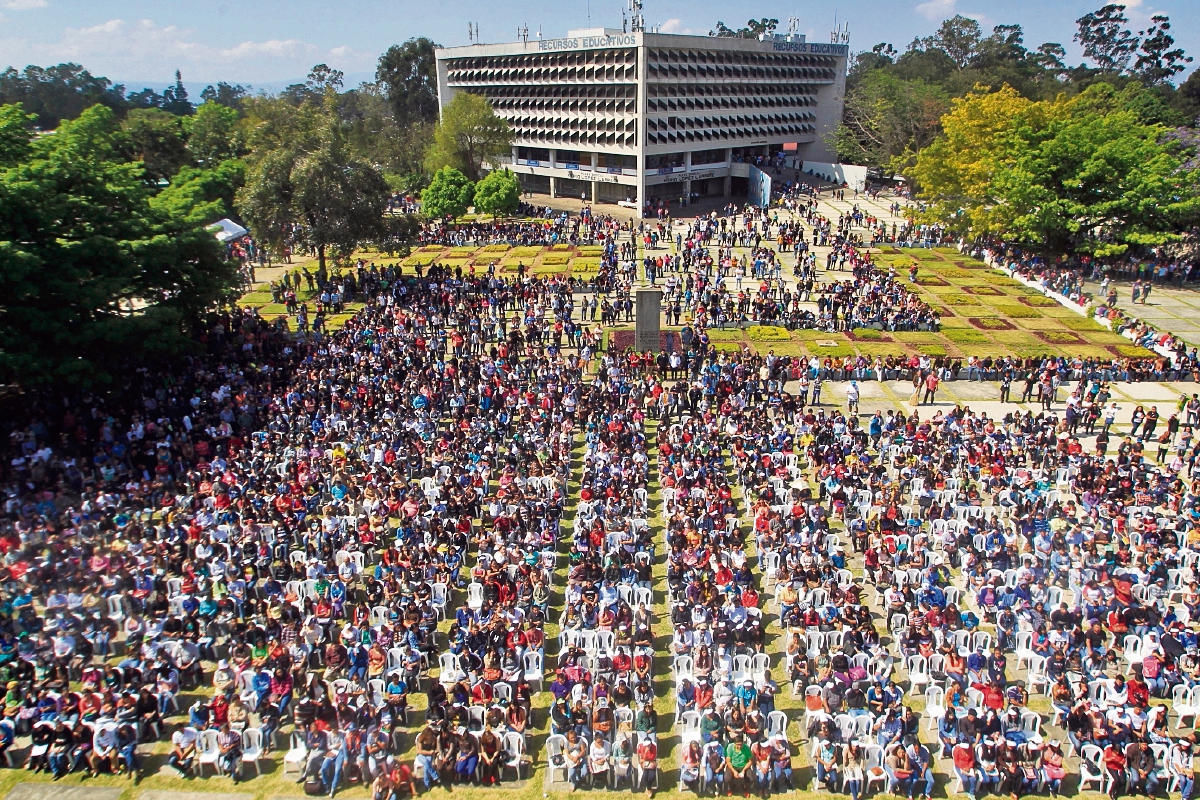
left=1019, top=295, right=1059, bottom=307
left=747, top=325, right=791, bottom=342
left=919, top=345, right=947, bottom=357
left=937, top=268, right=973, bottom=279
left=1057, top=315, right=1105, bottom=332
left=942, top=294, right=981, bottom=305
left=1038, top=330, right=1082, bottom=344
left=944, top=328, right=988, bottom=344
left=993, top=305, right=1038, bottom=319
left=851, top=328, right=884, bottom=340
left=1115, top=344, right=1155, bottom=358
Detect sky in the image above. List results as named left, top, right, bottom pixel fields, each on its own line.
left=0, top=0, right=1196, bottom=90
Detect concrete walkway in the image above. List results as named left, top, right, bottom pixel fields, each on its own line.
left=1089, top=279, right=1200, bottom=349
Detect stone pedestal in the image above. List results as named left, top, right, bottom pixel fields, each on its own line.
left=635, top=289, right=663, bottom=352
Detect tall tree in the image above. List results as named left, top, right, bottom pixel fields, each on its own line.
left=200, top=82, right=249, bottom=110
left=910, top=83, right=1200, bottom=256
left=0, top=103, right=239, bottom=386
left=186, top=100, right=244, bottom=165
left=710, top=19, right=778, bottom=38
left=122, top=108, right=191, bottom=182
left=376, top=38, right=440, bottom=128
left=923, top=15, right=983, bottom=70
left=161, top=70, right=194, bottom=116
left=0, top=63, right=127, bottom=129
left=425, top=93, right=513, bottom=182
left=1075, top=5, right=1139, bottom=73
left=1133, top=14, right=1193, bottom=85
left=237, top=99, right=389, bottom=272
left=834, top=70, right=949, bottom=168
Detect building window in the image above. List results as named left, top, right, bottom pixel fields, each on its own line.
left=517, top=146, right=550, bottom=163
left=646, top=153, right=685, bottom=171
left=691, top=148, right=727, bottom=166
left=597, top=153, right=636, bottom=171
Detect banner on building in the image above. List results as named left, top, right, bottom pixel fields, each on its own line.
left=748, top=165, right=772, bottom=208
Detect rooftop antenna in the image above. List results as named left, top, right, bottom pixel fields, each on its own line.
left=519, top=24, right=529, bottom=44
left=587, top=0, right=591, bottom=28
left=628, top=0, right=644, bottom=33
left=468, top=22, right=479, bottom=42
left=788, top=17, right=800, bottom=35
left=830, top=12, right=849, bottom=44
left=537, top=25, right=543, bottom=39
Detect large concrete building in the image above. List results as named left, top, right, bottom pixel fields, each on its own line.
left=434, top=28, right=848, bottom=215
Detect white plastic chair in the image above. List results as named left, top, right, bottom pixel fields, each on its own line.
left=241, top=728, right=264, bottom=776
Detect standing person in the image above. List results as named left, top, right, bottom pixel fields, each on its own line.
left=1000, top=371, right=1011, bottom=403
left=923, top=371, right=939, bottom=405
left=846, top=380, right=860, bottom=417
left=811, top=374, right=823, bottom=406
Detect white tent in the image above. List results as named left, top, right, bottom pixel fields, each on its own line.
left=208, top=218, right=248, bottom=243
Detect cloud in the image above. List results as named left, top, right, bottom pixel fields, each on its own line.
left=915, top=0, right=956, bottom=21
left=658, top=19, right=693, bottom=34
left=1, top=0, right=47, bottom=9
left=0, top=18, right=374, bottom=83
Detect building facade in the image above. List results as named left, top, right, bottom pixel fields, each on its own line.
left=435, top=28, right=848, bottom=215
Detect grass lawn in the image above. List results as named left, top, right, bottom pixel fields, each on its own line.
left=771, top=248, right=1161, bottom=362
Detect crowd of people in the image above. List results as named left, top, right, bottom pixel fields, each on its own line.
left=6, top=194, right=1200, bottom=800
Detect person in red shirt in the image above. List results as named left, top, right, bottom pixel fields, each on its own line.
left=1103, top=742, right=1127, bottom=800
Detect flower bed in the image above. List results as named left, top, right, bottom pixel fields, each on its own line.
left=962, top=285, right=1004, bottom=296
left=1018, top=295, right=1060, bottom=307
left=1036, top=330, right=1084, bottom=345
left=969, top=317, right=1017, bottom=331
left=849, top=328, right=885, bottom=341
left=942, top=294, right=981, bottom=306
left=480, top=244, right=510, bottom=252
left=747, top=325, right=791, bottom=342
left=992, top=304, right=1038, bottom=319
left=1057, top=315, right=1106, bottom=332
left=915, top=275, right=950, bottom=287
left=540, top=254, right=570, bottom=265
left=944, top=328, right=989, bottom=344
